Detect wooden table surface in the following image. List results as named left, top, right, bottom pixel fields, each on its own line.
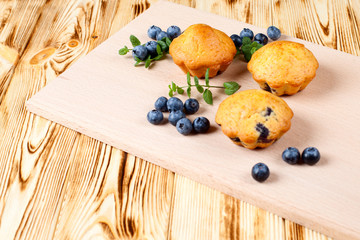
left=0, top=0, right=359, bottom=239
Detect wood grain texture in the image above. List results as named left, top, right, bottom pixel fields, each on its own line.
left=1, top=0, right=359, bottom=239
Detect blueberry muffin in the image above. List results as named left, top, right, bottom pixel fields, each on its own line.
left=247, top=41, right=319, bottom=96
left=215, top=89, right=293, bottom=149
left=169, top=24, right=237, bottom=78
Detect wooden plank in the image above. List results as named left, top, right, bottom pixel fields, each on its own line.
left=25, top=1, right=360, bottom=239
left=0, top=0, right=173, bottom=239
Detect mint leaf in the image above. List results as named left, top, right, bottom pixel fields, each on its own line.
left=250, top=47, right=257, bottom=55
left=187, top=87, right=191, bottom=98
left=169, top=89, right=174, bottom=97
left=224, top=82, right=240, bottom=95
left=130, top=35, right=141, bottom=47
left=194, top=76, right=199, bottom=86
left=196, top=85, right=204, bottom=93
left=205, top=68, right=210, bottom=87
left=241, top=44, right=251, bottom=53
left=153, top=54, right=163, bottom=60
left=244, top=51, right=252, bottom=62
left=187, top=72, right=191, bottom=86
left=255, top=44, right=263, bottom=50
left=203, top=89, right=213, bottom=105
left=156, top=44, right=162, bottom=55
left=157, top=40, right=168, bottom=52
left=119, top=46, right=129, bottom=55
left=177, top=87, right=184, bottom=94
left=242, top=37, right=252, bottom=45
left=165, top=37, right=172, bottom=46
left=145, top=58, right=151, bottom=68
left=171, top=82, right=177, bottom=91
left=134, top=59, right=141, bottom=66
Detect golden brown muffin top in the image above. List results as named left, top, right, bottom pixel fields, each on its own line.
left=247, top=41, right=319, bottom=88
left=215, top=89, right=293, bottom=145
left=169, top=24, right=236, bottom=70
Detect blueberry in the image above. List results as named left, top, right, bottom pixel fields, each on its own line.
left=148, top=25, right=162, bottom=40
left=169, top=110, right=186, bottom=126
left=176, top=118, right=193, bottom=135
left=254, top=33, right=268, bottom=45
left=167, top=97, right=183, bottom=112
left=145, top=41, right=158, bottom=58
left=282, top=147, right=301, bottom=165
left=267, top=26, right=281, bottom=40
left=302, top=147, right=320, bottom=165
left=147, top=110, right=163, bottom=125
left=184, top=98, right=199, bottom=114
left=240, top=28, right=254, bottom=40
left=167, top=25, right=181, bottom=40
left=193, top=117, right=210, bottom=133
left=156, top=31, right=169, bottom=41
left=132, top=45, right=148, bottom=60
left=230, top=34, right=242, bottom=48
left=251, top=163, right=270, bottom=182
left=154, top=96, right=168, bottom=112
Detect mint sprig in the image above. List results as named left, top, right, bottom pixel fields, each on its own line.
left=118, top=35, right=172, bottom=68
left=168, top=69, right=241, bottom=105
left=240, top=37, right=263, bottom=62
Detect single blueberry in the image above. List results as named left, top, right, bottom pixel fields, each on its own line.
left=262, top=107, right=273, bottom=117
left=193, top=117, right=210, bottom=133
left=147, top=25, right=162, bottom=40
left=267, top=26, right=281, bottom=40
left=302, top=147, right=321, bottom=165
left=282, top=147, right=301, bottom=165
left=167, top=97, right=183, bottom=112
left=154, top=96, right=168, bottom=112
left=230, top=34, right=242, bottom=48
left=240, top=28, right=254, bottom=40
left=169, top=110, right=186, bottom=126
left=167, top=25, right=181, bottom=40
left=145, top=41, right=158, bottom=58
left=254, top=33, right=268, bottom=45
left=156, top=31, right=169, bottom=41
left=176, top=118, right=193, bottom=135
left=251, top=163, right=270, bottom=182
left=184, top=98, right=199, bottom=114
left=147, top=110, right=163, bottom=125
left=132, top=45, right=148, bottom=60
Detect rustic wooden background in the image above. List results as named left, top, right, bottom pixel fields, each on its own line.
left=0, top=0, right=359, bottom=239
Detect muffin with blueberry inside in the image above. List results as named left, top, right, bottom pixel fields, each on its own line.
left=247, top=41, right=319, bottom=96
left=215, top=89, right=293, bottom=149
left=169, top=24, right=237, bottom=78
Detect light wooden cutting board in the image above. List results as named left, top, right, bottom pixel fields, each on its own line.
left=26, top=1, right=360, bottom=239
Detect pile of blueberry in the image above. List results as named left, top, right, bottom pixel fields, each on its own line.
left=230, top=25, right=281, bottom=48
left=251, top=146, right=321, bottom=182
left=132, top=25, right=182, bottom=61
left=147, top=96, right=210, bottom=135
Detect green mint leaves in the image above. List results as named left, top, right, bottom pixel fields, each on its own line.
left=168, top=68, right=241, bottom=105
left=240, top=37, right=263, bottom=62
left=130, top=35, right=141, bottom=47
left=118, top=35, right=172, bottom=68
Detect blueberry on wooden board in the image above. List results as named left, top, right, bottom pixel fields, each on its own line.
left=169, top=110, right=186, bottom=126
left=167, top=97, right=183, bottom=112
left=148, top=25, right=162, bottom=40
left=167, top=25, right=181, bottom=40
left=267, top=26, right=281, bottom=40
left=154, top=96, right=168, bottom=112
left=184, top=98, right=199, bottom=114
left=176, top=118, right=193, bottom=135
left=193, top=117, right=210, bottom=133
left=282, top=147, right=301, bottom=165
left=252, top=163, right=270, bottom=182
left=132, top=45, right=148, bottom=60
left=147, top=110, right=163, bottom=125
left=240, top=28, right=254, bottom=40
left=302, top=147, right=321, bottom=165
